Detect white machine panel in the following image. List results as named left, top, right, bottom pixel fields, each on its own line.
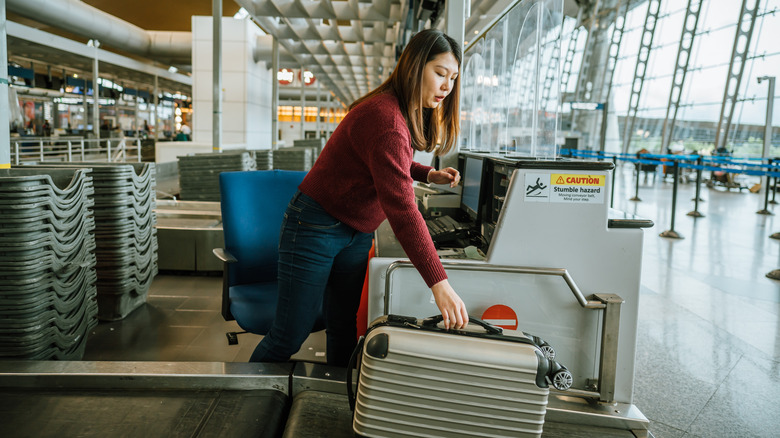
left=369, top=158, right=646, bottom=405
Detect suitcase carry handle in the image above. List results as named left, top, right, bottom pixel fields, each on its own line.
left=422, top=315, right=503, bottom=335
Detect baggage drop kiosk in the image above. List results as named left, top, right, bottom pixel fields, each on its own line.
left=368, top=153, right=653, bottom=434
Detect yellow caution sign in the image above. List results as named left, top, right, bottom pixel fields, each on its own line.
left=551, top=174, right=605, bottom=186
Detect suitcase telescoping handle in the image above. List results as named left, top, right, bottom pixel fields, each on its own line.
left=421, top=315, right=503, bottom=334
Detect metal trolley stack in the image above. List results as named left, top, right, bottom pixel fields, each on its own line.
left=293, top=138, right=325, bottom=158
left=85, top=163, right=158, bottom=321
left=177, top=151, right=257, bottom=201
left=0, top=168, right=98, bottom=360
left=256, top=149, right=273, bottom=170
left=24, top=163, right=159, bottom=321
left=272, top=147, right=315, bottom=171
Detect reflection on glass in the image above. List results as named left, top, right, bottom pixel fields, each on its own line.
left=460, top=0, right=564, bottom=158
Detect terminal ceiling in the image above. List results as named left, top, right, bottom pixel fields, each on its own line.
left=7, top=0, right=589, bottom=107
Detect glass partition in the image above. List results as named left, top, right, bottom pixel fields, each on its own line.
left=460, top=0, right=564, bottom=158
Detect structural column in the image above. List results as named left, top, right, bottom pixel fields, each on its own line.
left=0, top=0, right=10, bottom=168
left=92, top=39, right=100, bottom=139
left=714, top=0, right=760, bottom=149
left=134, top=88, right=140, bottom=138
left=82, top=78, right=88, bottom=132
left=660, top=0, right=702, bottom=153
left=212, top=0, right=222, bottom=152
left=300, top=65, right=305, bottom=139
left=760, top=76, right=776, bottom=201
left=316, top=80, right=321, bottom=138
left=327, top=92, right=332, bottom=138
left=621, top=0, right=661, bottom=154
left=271, top=37, right=279, bottom=150
left=154, top=75, right=159, bottom=140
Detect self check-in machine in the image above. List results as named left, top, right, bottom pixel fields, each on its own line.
left=366, top=0, right=654, bottom=432
left=369, top=152, right=653, bottom=433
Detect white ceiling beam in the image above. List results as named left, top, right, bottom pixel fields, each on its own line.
left=248, top=0, right=402, bottom=21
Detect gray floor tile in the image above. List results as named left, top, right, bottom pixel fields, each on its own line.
left=647, top=421, right=686, bottom=438
left=633, top=332, right=720, bottom=431
left=686, top=354, right=780, bottom=438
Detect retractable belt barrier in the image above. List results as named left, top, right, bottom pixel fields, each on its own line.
left=562, top=149, right=780, bottom=178
left=560, top=148, right=780, bottom=239
left=562, top=148, right=780, bottom=279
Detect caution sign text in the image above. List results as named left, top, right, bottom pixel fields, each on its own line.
left=550, top=174, right=606, bottom=204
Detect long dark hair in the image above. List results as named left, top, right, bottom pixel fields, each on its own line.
left=350, top=29, right=461, bottom=155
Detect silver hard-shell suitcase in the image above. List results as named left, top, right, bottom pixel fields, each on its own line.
left=347, top=315, right=572, bottom=438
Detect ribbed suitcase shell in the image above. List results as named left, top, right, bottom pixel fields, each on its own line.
left=353, top=317, right=550, bottom=438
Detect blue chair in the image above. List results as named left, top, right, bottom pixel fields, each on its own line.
left=214, top=169, right=323, bottom=344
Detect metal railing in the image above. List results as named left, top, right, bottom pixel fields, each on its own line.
left=10, top=136, right=144, bottom=165
left=383, top=261, right=625, bottom=403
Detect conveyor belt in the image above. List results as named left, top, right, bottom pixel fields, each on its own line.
left=0, top=388, right=287, bottom=437
left=0, top=361, right=652, bottom=437
left=282, top=390, right=647, bottom=438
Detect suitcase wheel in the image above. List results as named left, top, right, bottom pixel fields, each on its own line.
left=539, top=344, right=556, bottom=360
left=552, top=370, right=573, bottom=391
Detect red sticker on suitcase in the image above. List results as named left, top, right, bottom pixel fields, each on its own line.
left=482, top=305, right=518, bottom=330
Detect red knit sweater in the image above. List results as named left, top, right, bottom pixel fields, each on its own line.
left=299, top=92, right=448, bottom=287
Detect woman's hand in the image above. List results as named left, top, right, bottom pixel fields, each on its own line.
left=427, top=167, right=461, bottom=188
left=431, top=280, right=468, bottom=329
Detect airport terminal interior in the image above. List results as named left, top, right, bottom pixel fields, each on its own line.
left=1, top=0, right=780, bottom=437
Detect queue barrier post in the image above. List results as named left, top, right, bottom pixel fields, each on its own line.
left=771, top=160, right=778, bottom=205
left=687, top=156, right=705, bottom=218
left=660, top=159, right=684, bottom=239
left=691, top=155, right=704, bottom=202
left=757, top=158, right=773, bottom=215
left=630, top=159, right=642, bottom=202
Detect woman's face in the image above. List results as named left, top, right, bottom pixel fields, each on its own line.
left=420, top=52, right=459, bottom=109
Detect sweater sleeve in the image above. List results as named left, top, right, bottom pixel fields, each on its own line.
left=366, top=130, right=448, bottom=288
left=410, top=161, right=434, bottom=183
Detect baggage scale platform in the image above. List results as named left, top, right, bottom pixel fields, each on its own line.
left=0, top=361, right=652, bottom=437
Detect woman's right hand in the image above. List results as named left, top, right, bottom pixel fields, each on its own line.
left=431, top=279, right=468, bottom=330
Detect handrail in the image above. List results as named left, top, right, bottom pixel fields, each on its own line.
left=382, top=260, right=624, bottom=404
left=10, top=136, right=144, bottom=164
left=383, top=260, right=607, bottom=312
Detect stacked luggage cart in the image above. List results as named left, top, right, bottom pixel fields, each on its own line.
left=0, top=168, right=98, bottom=360
left=293, top=138, right=326, bottom=159
left=273, top=147, right=315, bottom=171
left=80, top=163, right=158, bottom=321
left=25, top=163, right=159, bottom=321
left=255, top=149, right=273, bottom=170
left=178, top=151, right=257, bottom=201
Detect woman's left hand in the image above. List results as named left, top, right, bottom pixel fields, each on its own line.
left=428, top=167, right=461, bottom=188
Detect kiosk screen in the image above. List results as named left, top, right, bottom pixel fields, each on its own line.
left=461, top=156, right=483, bottom=220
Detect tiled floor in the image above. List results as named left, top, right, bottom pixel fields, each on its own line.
left=82, top=164, right=780, bottom=438
left=82, top=274, right=327, bottom=364
left=613, top=166, right=780, bottom=438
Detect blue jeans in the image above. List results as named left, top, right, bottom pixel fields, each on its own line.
left=250, top=191, right=373, bottom=366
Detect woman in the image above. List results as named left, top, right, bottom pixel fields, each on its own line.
left=251, top=29, right=469, bottom=366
